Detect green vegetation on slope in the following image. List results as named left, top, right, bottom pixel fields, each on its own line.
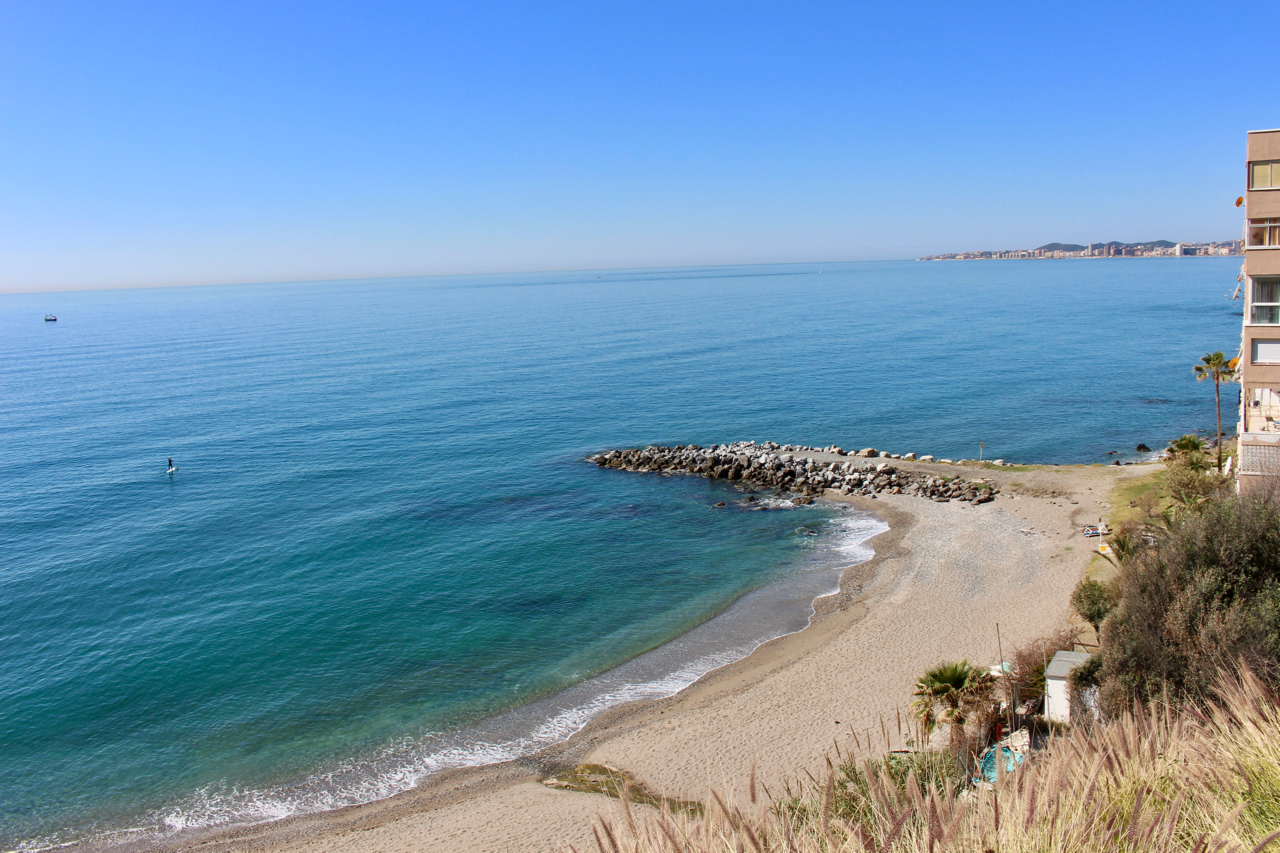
left=1096, top=490, right=1280, bottom=713
left=590, top=443, right=1280, bottom=852
left=592, top=667, right=1280, bottom=853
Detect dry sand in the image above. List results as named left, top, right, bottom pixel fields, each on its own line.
left=175, top=461, right=1151, bottom=853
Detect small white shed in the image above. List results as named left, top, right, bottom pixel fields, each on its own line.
left=1044, top=650, right=1092, bottom=723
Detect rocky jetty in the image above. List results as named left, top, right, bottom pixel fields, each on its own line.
left=590, top=441, right=999, bottom=504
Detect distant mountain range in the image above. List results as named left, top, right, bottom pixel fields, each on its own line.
left=1036, top=240, right=1178, bottom=252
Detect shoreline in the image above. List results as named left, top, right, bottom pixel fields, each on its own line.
left=143, top=499, right=908, bottom=853
left=149, top=460, right=1148, bottom=852
left=65, top=493, right=884, bottom=853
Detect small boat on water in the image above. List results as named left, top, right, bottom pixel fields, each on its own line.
left=44, top=314, right=57, bottom=321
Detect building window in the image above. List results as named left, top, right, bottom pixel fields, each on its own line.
left=1253, top=160, right=1280, bottom=189
left=1254, top=278, right=1280, bottom=324
left=1254, top=339, right=1280, bottom=362
left=1248, top=219, right=1280, bottom=248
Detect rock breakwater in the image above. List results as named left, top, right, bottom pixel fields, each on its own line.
left=590, top=441, right=999, bottom=504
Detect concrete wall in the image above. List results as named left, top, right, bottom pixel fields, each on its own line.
left=1248, top=130, right=1280, bottom=161
left=1249, top=251, right=1280, bottom=276
left=1249, top=193, right=1280, bottom=218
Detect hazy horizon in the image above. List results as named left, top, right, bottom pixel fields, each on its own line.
left=0, top=248, right=1246, bottom=296
left=0, top=2, right=1264, bottom=293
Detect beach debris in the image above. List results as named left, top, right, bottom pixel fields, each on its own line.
left=590, top=442, right=1002, bottom=504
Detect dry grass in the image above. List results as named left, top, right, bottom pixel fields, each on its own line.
left=1005, top=628, right=1084, bottom=710
left=1109, top=466, right=1166, bottom=527
left=579, top=666, right=1280, bottom=853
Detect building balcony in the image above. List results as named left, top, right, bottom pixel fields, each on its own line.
left=1239, top=421, right=1280, bottom=489
left=1243, top=398, right=1280, bottom=435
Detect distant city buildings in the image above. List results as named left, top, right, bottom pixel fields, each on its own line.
left=918, top=240, right=1242, bottom=261
left=1239, top=128, right=1280, bottom=493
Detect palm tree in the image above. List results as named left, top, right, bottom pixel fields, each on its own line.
left=1193, top=352, right=1234, bottom=473
left=910, top=660, right=995, bottom=757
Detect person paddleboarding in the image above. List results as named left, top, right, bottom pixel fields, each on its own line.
left=167, top=458, right=177, bottom=474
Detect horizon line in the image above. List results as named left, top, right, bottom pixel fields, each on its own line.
left=1, top=246, right=1241, bottom=296
left=0, top=258, right=901, bottom=296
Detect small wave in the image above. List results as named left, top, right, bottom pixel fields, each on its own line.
left=827, top=513, right=889, bottom=563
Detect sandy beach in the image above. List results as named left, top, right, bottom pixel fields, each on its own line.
left=174, top=460, right=1148, bottom=853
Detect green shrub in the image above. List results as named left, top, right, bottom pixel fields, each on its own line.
left=1099, top=491, right=1280, bottom=714
left=1070, top=578, right=1116, bottom=634
left=1163, top=464, right=1224, bottom=508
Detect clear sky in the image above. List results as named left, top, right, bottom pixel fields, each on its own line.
left=0, top=1, right=1267, bottom=292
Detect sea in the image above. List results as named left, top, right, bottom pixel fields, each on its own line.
left=0, top=258, right=1241, bottom=849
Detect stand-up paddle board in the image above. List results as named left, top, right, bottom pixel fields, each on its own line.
left=167, top=467, right=178, bottom=475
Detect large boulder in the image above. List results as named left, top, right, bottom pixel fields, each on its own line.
left=857, top=448, right=878, bottom=458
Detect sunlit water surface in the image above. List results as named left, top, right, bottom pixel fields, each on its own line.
left=0, top=259, right=1239, bottom=848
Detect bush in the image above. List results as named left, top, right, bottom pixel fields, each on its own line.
left=1004, top=629, right=1081, bottom=711
left=1068, top=653, right=1101, bottom=691
left=1099, top=491, right=1280, bottom=714
left=1163, top=464, right=1225, bottom=508
left=1070, top=578, right=1116, bottom=634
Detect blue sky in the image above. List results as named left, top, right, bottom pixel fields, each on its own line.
left=0, top=1, right=1266, bottom=291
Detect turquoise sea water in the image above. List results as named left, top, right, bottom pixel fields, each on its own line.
left=0, top=259, right=1240, bottom=849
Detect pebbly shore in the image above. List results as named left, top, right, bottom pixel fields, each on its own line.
left=590, top=440, right=1000, bottom=505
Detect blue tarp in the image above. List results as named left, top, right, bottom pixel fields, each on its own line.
left=974, top=745, right=1025, bottom=784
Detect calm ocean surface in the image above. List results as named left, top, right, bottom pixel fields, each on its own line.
left=0, top=259, right=1240, bottom=849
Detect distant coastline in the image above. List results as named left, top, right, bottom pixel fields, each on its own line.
left=919, top=239, right=1241, bottom=261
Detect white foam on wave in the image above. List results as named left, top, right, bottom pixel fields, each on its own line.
left=828, top=512, right=890, bottom=563
left=525, top=647, right=750, bottom=744
left=27, top=505, right=889, bottom=853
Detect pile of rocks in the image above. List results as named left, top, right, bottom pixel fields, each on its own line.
left=590, top=441, right=999, bottom=505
